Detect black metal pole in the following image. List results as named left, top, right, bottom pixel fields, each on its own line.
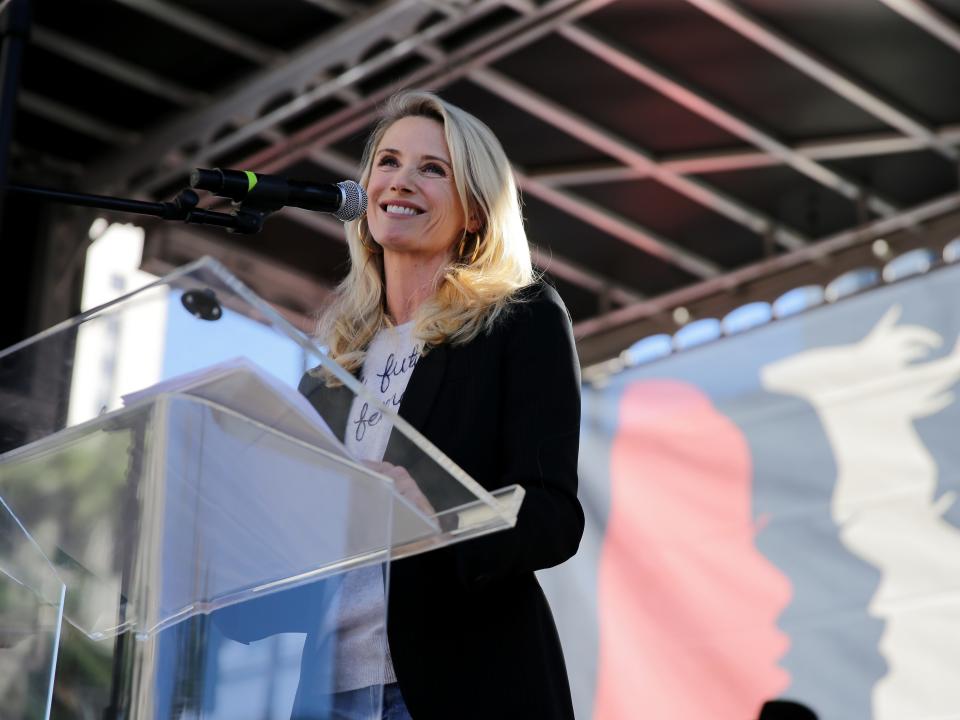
left=4, top=183, right=269, bottom=233
left=0, top=0, right=31, bottom=229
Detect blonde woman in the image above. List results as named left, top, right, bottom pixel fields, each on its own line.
left=300, top=90, right=584, bottom=720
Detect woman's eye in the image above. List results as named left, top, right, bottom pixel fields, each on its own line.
left=377, top=156, right=399, bottom=167
left=421, top=163, right=446, bottom=177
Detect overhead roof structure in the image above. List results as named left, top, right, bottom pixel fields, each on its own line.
left=9, top=0, right=960, bottom=364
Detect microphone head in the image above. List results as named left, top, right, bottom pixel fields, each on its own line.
left=336, top=180, right=367, bottom=222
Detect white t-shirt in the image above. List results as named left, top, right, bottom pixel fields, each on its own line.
left=345, top=321, right=422, bottom=462
left=333, top=322, right=421, bottom=691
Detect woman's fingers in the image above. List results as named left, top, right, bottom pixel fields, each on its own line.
left=362, top=461, right=436, bottom=516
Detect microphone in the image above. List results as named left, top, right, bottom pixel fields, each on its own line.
left=190, top=168, right=367, bottom=222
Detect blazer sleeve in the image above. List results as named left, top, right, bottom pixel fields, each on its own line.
left=453, top=286, right=585, bottom=590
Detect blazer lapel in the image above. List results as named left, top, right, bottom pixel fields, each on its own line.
left=386, top=341, right=475, bottom=509
left=396, top=343, right=447, bottom=433
left=299, top=371, right=354, bottom=443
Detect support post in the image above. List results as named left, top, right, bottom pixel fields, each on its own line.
left=0, top=0, right=31, bottom=228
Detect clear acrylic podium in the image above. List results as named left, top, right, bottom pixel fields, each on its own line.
left=0, top=258, right=524, bottom=719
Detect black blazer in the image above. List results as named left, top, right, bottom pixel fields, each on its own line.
left=299, top=282, right=584, bottom=720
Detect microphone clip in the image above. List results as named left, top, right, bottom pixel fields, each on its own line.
left=171, top=186, right=268, bottom=234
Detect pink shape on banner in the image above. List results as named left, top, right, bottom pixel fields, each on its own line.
left=594, top=380, right=792, bottom=720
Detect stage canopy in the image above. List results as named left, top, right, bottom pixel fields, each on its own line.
left=7, top=0, right=960, bottom=363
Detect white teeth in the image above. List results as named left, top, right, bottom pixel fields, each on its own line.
left=385, top=204, right=420, bottom=216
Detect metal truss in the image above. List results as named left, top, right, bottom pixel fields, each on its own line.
left=528, top=123, right=960, bottom=186
left=301, top=0, right=367, bottom=18
left=89, top=0, right=487, bottom=193
left=557, top=23, right=900, bottom=217
left=274, top=2, right=725, bottom=288
left=513, top=168, right=722, bottom=279
left=112, top=0, right=282, bottom=65
left=179, top=0, right=812, bottom=277
left=469, top=66, right=809, bottom=251
left=54, top=0, right=638, bottom=309
left=876, top=0, right=960, bottom=54
left=31, top=25, right=209, bottom=107
left=19, top=91, right=141, bottom=146
left=683, top=0, right=960, bottom=162
left=61, top=0, right=960, bottom=331
left=574, top=190, right=960, bottom=341
left=115, top=0, right=616, bottom=198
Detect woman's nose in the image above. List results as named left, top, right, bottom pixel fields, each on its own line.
left=390, top=167, right=415, bottom=192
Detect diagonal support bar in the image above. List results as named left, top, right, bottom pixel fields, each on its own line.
left=526, top=122, right=960, bottom=185
left=515, top=169, right=722, bottom=279
left=31, top=25, right=209, bottom=107
left=112, top=0, right=281, bottom=65
left=574, top=190, right=960, bottom=341
left=876, top=0, right=960, bottom=54
left=470, top=66, right=809, bottom=251
left=19, top=91, right=141, bottom=145
left=95, top=0, right=499, bottom=196
left=683, top=0, right=960, bottom=161
left=558, top=23, right=901, bottom=217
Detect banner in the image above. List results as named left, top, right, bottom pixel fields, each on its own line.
left=541, top=263, right=960, bottom=720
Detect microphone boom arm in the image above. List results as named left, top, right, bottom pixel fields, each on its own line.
left=4, top=168, right=366, bottom=234
left=6, top=182, right=270, bottom=234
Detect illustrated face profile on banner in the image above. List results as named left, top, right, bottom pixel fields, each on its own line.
left=540, top=262, right=960, bottom=720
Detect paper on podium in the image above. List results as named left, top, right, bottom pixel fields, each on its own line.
left=122, top=356, right=348, bottom=460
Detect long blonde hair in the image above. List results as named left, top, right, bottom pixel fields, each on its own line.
left=317, top=90, right=534, bottom=380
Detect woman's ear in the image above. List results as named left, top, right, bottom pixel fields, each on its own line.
left=466, top=215, right=481, bottom=234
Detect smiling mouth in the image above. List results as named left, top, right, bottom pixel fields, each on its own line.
left=382, top=203, right=424, bottom=216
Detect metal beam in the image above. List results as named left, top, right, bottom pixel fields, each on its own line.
left=31, top=25, right=209, bottom=107
left=201, top=0, right=497, bottom=156
left=153, top=0, right=733, bottom=288
left=188, top=0, right=793, bottom=278
left=308, top=147, right=359, bottom=178
left=876, top=0, right=960, bottom=54
left=99, top=0, right=499, bottom=196
left=112, top=0, right=281, bottom=65
left=528, top=122, right=960, bottom=185
left=682, top=0, right=960, bottom=161
left=515, top=170, right=722, bottom=278
left=573, top=190, right=960, bottom=340
left=558, top=23, right=900, bottom=217
left=470, top=66, right=809, bottom=250
left=156, top=0, right=956, bottom=314
left=300, top=0, right=366, bottom=17
left=9, top=143, right=85, bottom=177
left=529, top=247, right=644, bottom=306
left=196, top=0, right=620, bottom=179
left=19, top=91, right=141, bottom=145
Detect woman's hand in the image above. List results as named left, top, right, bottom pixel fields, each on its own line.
left=363, top=461, right=436, bottom=517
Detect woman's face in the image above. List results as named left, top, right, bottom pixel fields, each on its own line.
left=365, top=115, right=468, bottom=259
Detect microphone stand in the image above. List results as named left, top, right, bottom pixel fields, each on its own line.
left=4, top=183, right=276, bottom=234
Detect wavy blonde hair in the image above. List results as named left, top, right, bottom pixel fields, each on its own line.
left=317, top=90, right=534, bottom=381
